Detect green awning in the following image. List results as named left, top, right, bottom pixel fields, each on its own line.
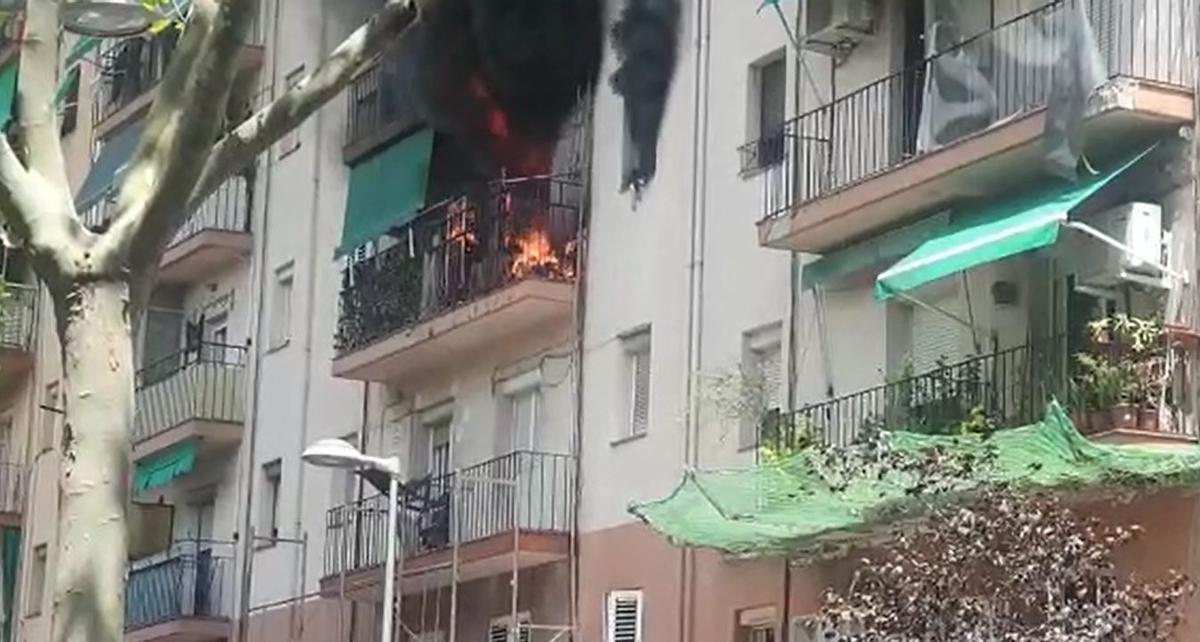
left=803, top=212, right=950, bottom=291
left=76, top=120, right=145, bottom=209
left=53, top=66, right=80, bottom=108
left=0, top=64, right=16, bottom=128
left=874, top=152, right=1148, bottom=301
left=133, top=442, right=196, bottom=493
left=64, top=36, right=100, bottom=68
left=339, top=128, right=434, bottom=254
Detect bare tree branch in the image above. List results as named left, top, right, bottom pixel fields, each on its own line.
left=0, top=135, right=86, bottom=285
left=98, top=0, right=258, bottom=273
left=187, top=0, right=419, bottom=210
left=17, top=0, right=70, bottom=188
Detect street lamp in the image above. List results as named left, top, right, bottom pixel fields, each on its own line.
left=302, top=438, right=402, bottom=642
left=61, top=0, right=159, bottom=37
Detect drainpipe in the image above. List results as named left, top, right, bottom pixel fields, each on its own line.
left=235, top=0, right=284, bottom=637
left=289, top=0, right=331, bottom=615
left=680, top=0, right=713, bottom=639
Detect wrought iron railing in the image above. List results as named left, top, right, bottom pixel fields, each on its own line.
left=335, top=177, right=582, bottom=355
left=323, top=451, right=575, bottom=578
left=168, top=174, right=252, bottom=247
left=92, top=31, right=180, bottom=126
left=750, top=0, right=1196, bottom=217
left=133, top=342, right=246, bottom=444
left=125, top=549, right=229, bottom=631
left=761, top=336, right=1070, bottom=450
left=0, top=464, right=24, bottom=514
left=0, top=283, right=36, bottom=352
left=344, top=56, right=422, bottom=155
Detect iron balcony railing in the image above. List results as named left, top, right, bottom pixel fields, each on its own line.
left=344, top=56, right=422, bottom=155
left=0, top=283, right=36, bottom=352
left=92, top=31, right=180, bottom=126
left=323, top=450, right=575, bottom=578
left=761, top=336, right=1071, bottom=451
left=168, top=174, right=252, bottom=247
left=335, top=177, right=583, bottom=355
left=125, top=549, right=229, bottom=631
left=0, top=464, right=25, bottom=514
left=133, top=342, right=247, bottom=445
left=749, top=0, right=1196, bottom=218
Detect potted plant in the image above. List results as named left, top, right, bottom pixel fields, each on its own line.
left=1072, top=352, right=1130, bottom=434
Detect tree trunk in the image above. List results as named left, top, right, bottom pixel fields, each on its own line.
left=51, top=280, right=135, bottom=642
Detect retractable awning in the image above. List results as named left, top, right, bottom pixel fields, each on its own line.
left=75, top=121, right=145, bottom=209
left=339, top=127, right=434, bottom=255
left=803, top=212, right=949, bottom=291
left=875, top=152, right=1148, bottom=301
left=133, top=442, right=196, bottom=493
left=0, top=64, right=16, bottom=128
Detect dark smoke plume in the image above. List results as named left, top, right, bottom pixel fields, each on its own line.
left=610, top=0, right=681, bottom=192
left=397, top=0, right=603, bottom=178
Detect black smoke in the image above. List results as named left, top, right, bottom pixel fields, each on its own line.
left=610, top=0, right=681, bottom=193
left=386, top=0, right=603, bottom=178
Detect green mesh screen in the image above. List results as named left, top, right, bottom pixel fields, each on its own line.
left=630, top=403, right=1200, bottom=557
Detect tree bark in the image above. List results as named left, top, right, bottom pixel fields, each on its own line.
left=50, top=280, right=136, bottom=642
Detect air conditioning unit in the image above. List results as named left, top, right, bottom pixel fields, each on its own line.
left=1075, top=202, right=1169, bottom=290
left=804, top=0, right=877, bottom=55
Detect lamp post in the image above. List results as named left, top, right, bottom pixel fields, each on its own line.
left=302, top=438, right=402, bottom=642
left=61, top=0, right=160, bottom=37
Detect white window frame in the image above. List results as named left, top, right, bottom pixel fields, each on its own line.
left=605, top=590, right=644, bottom=642
left=258, top=459, right=282, bottom=546
left=740, top=322, right=784, bottom=451
left=748, top=51, right=787, bottom=143
left=269, top=261, right=294, bottom=350
left=277, top=65, right=306, bottom=158
left=617, top=327, right=651, bottom=442
left=500, top=369, right=542, bottom=452
left=26, top=544, right=47, bottom=616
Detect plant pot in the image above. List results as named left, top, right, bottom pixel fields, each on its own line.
left=1110, top=404, right=1137, bottom=432
left=1137, top=406, right=1160, bottom=432
left=1071, top=409, right=1090, bottom=433
left=1087, top=410, right=1111, bottom=435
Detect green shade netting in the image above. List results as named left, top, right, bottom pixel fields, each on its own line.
left=630, top=403, right=1200, bottom=557
left=339, top=128, right=434, bottom=255
left=133, top=441, right=196, bottom=493
left=874, top=149, right=1152, bottom=301
left=0, top=65, right=15, bottom=129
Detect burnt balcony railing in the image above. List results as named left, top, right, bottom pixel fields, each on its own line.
left=133, top=342, right=247, bottom=444
left=335, top=177, right=582, bottom=355
left=0, top=464, right=25, bottom=514
left=92, top=31, right=180, bottom=126
left=344, top=56, right=422, bottom=156
left=0, top=284, right=36, bottom=352
left=126, top=548, right=229, bottom=631
left=750, top=0, right=1196, bottom=218
left=168, top=174, right=252, bottom=247
left=323, top=451, right=574, bottom=578
left=761, top=336, right=1070, bottom=451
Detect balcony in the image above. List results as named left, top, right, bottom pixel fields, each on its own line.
left=332, top=178, right=582, bottom=385
left=0, top=283, right=37, bottom=386
left=319, top=451, right=574, bottom=599
left=158, top=175, right=253, bottom=284
left=125, top=548, right=231, bottom=642
left=0, top=464, right=25, bottom=528
left=753, top=0, right=1196, bottom=254
left=133, top=343, right=246, bottom=470
left=344, top=56, right=422, bottom=163
left=92, top=30, right=265, bottom=138
left=760, top=334, right=1194, bottom=452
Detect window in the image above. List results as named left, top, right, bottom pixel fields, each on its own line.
left=749, top=54, right=787, bottom=169
left=605, top=590, right=643, bottom=642
left=502, top=376, right=540, bottom=452
left=259, top=459, right=282, bottom=544
left=269, top=262, right=294, bottom=349
left=276, top=66, right=305, bottom=158
left=188, top=487, right=217, bottom=544
left=40, top=382, right=60, bottom=454
left=428, top=421, right=450, bottom=479
left=740, top=323, right=784, bottom=450
left=26, top=544, right=46, bottom=616
left=60, top=67, right=81, bottom=137
left=737, top=606, right=777, bottom=642
left=618, top=328, right=651, bottom=441
left=489, top=613, right=531, bottom=642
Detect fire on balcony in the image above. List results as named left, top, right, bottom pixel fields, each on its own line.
left=335, top=177, right=581, bottom=355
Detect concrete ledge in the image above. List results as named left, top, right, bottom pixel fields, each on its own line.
left=158, top=230, right=252, bottom=284
left=125, top=616, right=231, bottom=642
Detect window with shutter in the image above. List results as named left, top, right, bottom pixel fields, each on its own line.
left=488, top=614, right=531, bottom=642
left=606, top=591, right=643, bottom=642
left=619, top=327, right=652, bottom=440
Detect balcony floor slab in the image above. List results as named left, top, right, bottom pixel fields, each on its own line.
left=132, top=419, right=242, bottom=465
left=158, top=229, right=252, bottom=284
left=125, top=616, right=231, bottom=642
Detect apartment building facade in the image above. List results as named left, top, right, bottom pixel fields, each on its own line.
left=0, top=0, right=1197, bottom=641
